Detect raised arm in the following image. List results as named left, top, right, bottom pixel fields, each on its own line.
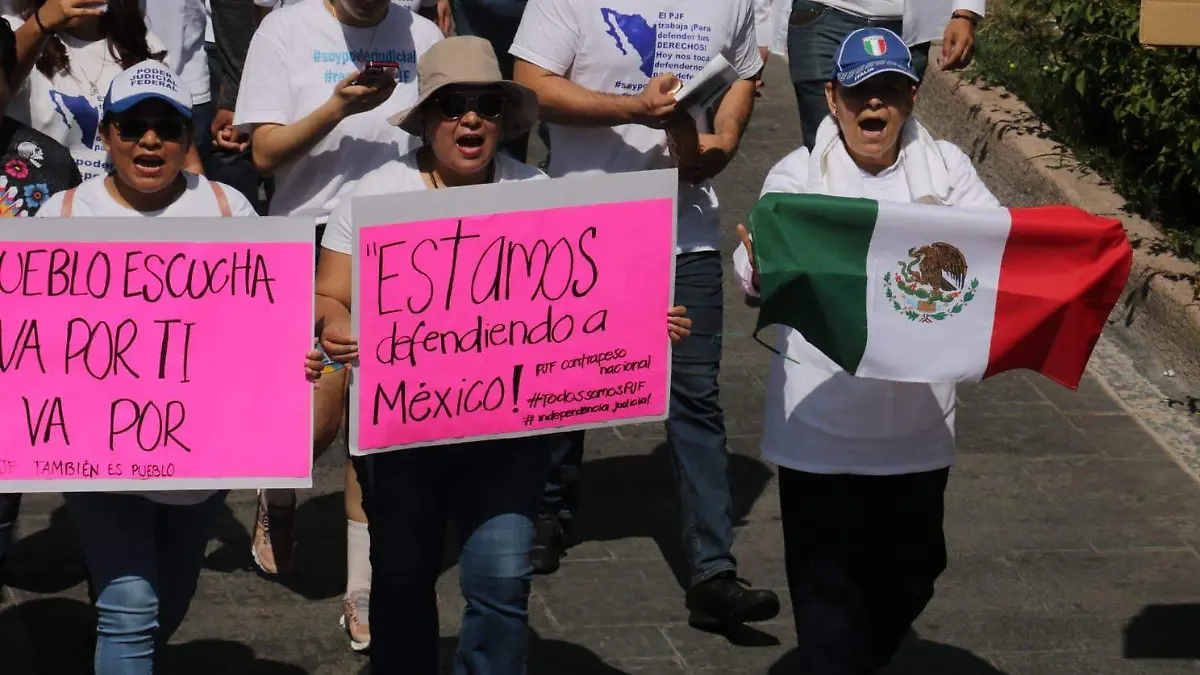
left=684, top=0, right=763, bottom=182
left=708, top=78, right=757, bottom=154
left=247, top=72, right=394, bottom=175
left=8, top=1, right=106, bottom=92
left=235, top=18, right=396, bottom=175
left=513, top=60, right=680, bottom=129
left=509, top=0, right=681, bottom=129
left=248, top=92, right=356, bottom=176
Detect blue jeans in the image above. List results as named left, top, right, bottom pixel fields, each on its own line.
left=786, top=0, right=931, bottom=150
left=539, top=431, right=584, bottom=526
left=191, top=101, right=214, bottom=170
left=64, top=491, right=226, bottom=675
left=539, top=252, right=735, bottom=586
left=666, top=252, right=735, bottom=585
left=356, top=436, right=555, bottom=675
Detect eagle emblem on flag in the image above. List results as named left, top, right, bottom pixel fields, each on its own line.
left=883, top=242, right=979, bottom=323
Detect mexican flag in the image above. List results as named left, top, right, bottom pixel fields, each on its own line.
left=748, top=193, right=1132, bottom=389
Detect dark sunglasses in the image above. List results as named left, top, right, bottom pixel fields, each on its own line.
left=113, top=117, right=188, bottom=142
left=435, top=90, right=505, bottom=120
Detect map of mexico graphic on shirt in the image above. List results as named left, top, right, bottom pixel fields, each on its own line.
left=44, top=89, right=109, bottom=180
left=599, top=8, right=715, bottom=93
left=1, top=15, right=170, bottom=182
left=508, top=0, right=762, bottom=255
left=600, top=8, right=657, bottom=77
left=49, top=91, right=101, bottom=158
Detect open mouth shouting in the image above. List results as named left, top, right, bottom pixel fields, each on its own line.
left=132, top=153, right=167, bottom=178
left=455, top=131, right=486, bottom=159
left=857, top=115, right=888, bottom=141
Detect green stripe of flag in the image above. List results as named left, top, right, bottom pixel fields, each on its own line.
left=749, top=192, right=878, bottom=373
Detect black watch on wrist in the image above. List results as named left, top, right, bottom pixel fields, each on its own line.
left=951, top=10, right=980, bottom=27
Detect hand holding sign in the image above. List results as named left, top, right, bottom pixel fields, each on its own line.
left=668, top=305, right=691, bottom=344
left=350, top=171, right=677, bottom=454
left=320, top=324, right=359, bottom=367
left=0, top=217, right=314, bottom=492
left=305, top=344, right=325, bottom=387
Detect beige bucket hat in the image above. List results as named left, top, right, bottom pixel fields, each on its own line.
left=388, top=36, right=539, bottom=140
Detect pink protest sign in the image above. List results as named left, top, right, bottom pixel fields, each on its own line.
left=0, top=218, right=314, bottom=492
left=350, top=171, right=677, bottom=454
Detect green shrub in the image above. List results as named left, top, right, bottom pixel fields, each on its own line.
left=973, top=0, right=1200, bottom=256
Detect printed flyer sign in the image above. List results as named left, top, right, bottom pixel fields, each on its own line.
left=350, top=170, right=677, bottom=454
left=0, top=218, right=315, bottom=492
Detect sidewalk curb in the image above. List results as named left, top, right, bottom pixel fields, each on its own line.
left=921, top=66, right=1200, bottom=383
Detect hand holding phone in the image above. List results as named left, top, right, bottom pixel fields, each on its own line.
left=352, top=60, right=400, bottom=87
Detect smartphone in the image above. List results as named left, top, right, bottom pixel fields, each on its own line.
left=352, top=60, right=400, bottom=87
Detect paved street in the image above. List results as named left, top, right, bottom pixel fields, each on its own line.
left=4, top=58, right=1200, bottom=675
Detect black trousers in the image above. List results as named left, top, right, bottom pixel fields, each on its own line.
left=779, top=467, right=949, bottom=675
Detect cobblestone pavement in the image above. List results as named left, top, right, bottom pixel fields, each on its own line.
left=3, top=58, right=1200, bottom=675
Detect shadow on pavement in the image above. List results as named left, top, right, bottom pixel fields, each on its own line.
left=204, top=492, right=347, bottom=601
left=160, top=639, right=309, bottom=674
left=1124, top=604, right=1200, bottom=659
left=691, top=620, right=783, bottom=648
left=354, top=632, right=644, bottom=675
left=0, top=599, right=311, bottom=675
left=769, top=632, right=1010, bottom=674
left=3, top=505, right=88, bottom=594
left=569, top=442, right=775, bottom=589
left=0, top=596, right=95, bottom=674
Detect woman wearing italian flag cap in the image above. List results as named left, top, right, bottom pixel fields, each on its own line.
left=733, top=26, right=1000, bottom=674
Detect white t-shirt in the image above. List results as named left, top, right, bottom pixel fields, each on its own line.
left=37, top=172, right=255, bottom=505
left=255, top=0, right=435, bottom=10
left=819, top=0, right=905, bottom=19
left=234, top=0, right=442, bottom=224
left=510, top=0, right=762, bottom=255
left=204, top=0, right=214, bottom=43
left=754, top=0, right=773, bottom=47
left=181, top=0, right=213, bottom=104
left=4, top=17, right=170, bottom=182
left=322, top=150, right=546, bottom=254
left=731, top=140, right=1000, bottom=476
left=140, top=0, right=212, bottom=105
left=37, top=171, right=258, bottom=218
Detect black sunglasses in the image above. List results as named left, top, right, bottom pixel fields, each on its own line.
left=435, top=90, right=505, bottom=120
left=113, top=117, right=188, bottom=142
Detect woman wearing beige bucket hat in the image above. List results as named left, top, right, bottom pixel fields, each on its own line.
left=310, top=35, right=692, bottom=673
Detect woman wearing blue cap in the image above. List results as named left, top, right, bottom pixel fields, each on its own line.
left=34, top=60, right=326, bottom=675
left=734, top=27, right=1000, bottom=674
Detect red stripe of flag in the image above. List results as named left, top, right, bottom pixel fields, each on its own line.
left=984, top=206, right=1132, bottom=389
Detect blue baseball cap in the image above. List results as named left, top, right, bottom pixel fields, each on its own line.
left=103, top=60, right=192, bottom=119
left=831, top=27, right=919, bottom=87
